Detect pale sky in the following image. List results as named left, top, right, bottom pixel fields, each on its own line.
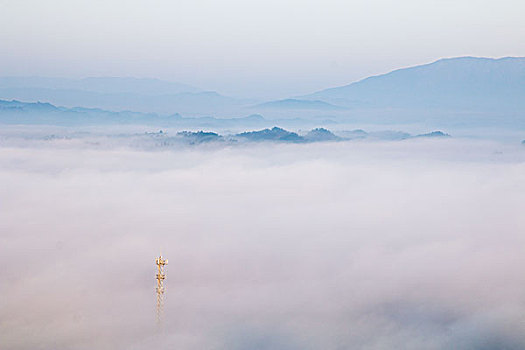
left=1, top=0, right=524, bottom=98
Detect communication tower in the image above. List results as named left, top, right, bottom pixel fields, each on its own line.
left=155, top=254, right=168, bottom=325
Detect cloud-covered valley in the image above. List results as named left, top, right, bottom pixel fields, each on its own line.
left=1, top=135, right=525, bottom=350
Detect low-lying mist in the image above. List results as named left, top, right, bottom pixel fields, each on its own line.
left=1, top=133, right=525, bottom=350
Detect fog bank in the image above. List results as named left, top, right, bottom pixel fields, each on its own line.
left=1, top=139, right=525, bottom=349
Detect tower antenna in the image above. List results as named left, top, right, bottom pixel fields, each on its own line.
left=155, top=254, right=168, bottom=326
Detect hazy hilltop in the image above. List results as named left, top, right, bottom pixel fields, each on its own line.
left=302, top=57, right=525, bottom=112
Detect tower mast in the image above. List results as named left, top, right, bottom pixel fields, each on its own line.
left=155, top=254, right=168, bottom=325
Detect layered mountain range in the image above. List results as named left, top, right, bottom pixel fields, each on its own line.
left=1, top=57, right=524, bottom=128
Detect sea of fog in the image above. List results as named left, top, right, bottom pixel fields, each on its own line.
left=1, top=129, right=525, bottom=350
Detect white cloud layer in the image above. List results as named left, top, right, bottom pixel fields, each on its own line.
left=1, top=138, right=525, bottom=349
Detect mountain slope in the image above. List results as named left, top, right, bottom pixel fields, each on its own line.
left=303, top=57, right=525, bottom=112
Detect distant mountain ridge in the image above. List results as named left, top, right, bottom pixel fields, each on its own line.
left=252, top=98, right=347, bottom=111
left=0, top=99, right=324, bottom=128
left=0, top=99, right=257, bottom=126
left=302, top=57, right=525, bottom=112
left=2, top=57, right=525, bottom=126
left=0, top=77, right=250, bottom=115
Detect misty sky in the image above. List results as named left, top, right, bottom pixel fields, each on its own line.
left=1, top=0, right=524, bottom=98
